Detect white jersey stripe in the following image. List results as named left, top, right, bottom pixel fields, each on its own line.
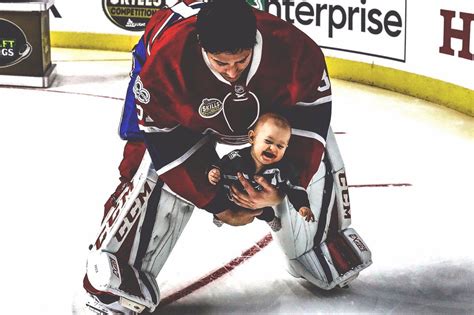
left=156, top=136, right=210, bottom=176
left=296, top=95, right=332, bottom=106
left=172, top=1, right=201, bottom=18
left=147, top=2, right=204, bottom=56
left=246, top=30, right=263, bottom=86
left=139, top=124, right=180, bottom=133
left=148, top=13, right=175, bottom=56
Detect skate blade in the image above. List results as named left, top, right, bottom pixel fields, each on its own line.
left=120, top=297, right=146, bottom=313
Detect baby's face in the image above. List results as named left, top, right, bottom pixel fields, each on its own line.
left=249, top=120, right=291, bottom=166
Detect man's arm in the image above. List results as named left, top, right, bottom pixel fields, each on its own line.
left=142, top=126, right=219, bottom=209
left=282, top=61, right=331, bottom=187
left=286, top=187, right=310, bottom=212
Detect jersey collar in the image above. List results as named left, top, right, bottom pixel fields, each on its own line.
left=201, top=30, right=263, bottom=86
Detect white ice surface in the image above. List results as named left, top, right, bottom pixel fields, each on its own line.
left=0, top=49, right=473, bottom=314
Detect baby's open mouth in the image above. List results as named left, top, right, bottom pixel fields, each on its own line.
left=262, top=151, right=276, bottom=159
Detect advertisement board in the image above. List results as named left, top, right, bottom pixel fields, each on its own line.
left=48, top=0, right=473, bottom=112
left=102, top=0, right=176, bottom=32
left=267, top=0, right=407, bottom=62
left=0, top=1, right=55, bottom=87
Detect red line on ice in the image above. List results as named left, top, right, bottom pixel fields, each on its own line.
left=4, top=86, right=125, bottom=101
left=349, top=183, right=412, bottom=188
left=46, top=89, right=125, bottom=100
left=156, top=181, right=410, bottom=308
left=37, top=89, right=125, bottom=101
left=158, top=233, right=273, bottom=307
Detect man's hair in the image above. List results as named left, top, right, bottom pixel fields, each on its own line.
left=254, top=113, right=292, bottom=132
left=196, top=0, right=257, bottom=54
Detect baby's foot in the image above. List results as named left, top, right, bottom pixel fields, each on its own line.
left=267, top=217, right=281, bottom=232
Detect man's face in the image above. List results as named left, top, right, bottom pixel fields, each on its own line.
left=249, top=120, right=291, bottom=168
left=206, top=49, right=253, bottom=83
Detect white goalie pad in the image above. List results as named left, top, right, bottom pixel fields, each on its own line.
left=286, top=228, right=372, bottom=290
left=86, top=152, right=195, bottom=312
left=87, top=250, right=158, bottom=312
left=272, top=128, right=372, bottom=289
left=272, top=164, right=325, bottom=259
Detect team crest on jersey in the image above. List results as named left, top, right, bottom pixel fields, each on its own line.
left=223, top=86, right=260, bottom=133
left=234, top=84, right=245, bottom=95
left=199, top=98, right=223, bottom=118
left=227, top=151, right=241, bottom=160
left=133, top=76, right=150, bottom=104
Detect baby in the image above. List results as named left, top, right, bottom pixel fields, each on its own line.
left=207, top=113, right=315, bottom=231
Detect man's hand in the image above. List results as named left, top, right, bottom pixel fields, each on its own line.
left=230, top=172, right=284, bottom=209
left=215, top=208, right=263, bottom=226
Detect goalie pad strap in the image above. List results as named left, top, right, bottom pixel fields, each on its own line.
left=313, top=155, right=334, bottom=246
left=313, top=246, right=333, bottom=283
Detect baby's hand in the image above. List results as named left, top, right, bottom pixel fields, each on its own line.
left=208, top=168, right=221, bottom=185
left=299, top=206, right=315, bottom=222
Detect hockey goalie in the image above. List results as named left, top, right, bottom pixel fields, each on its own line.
left=82, top=0, right=372, bottom=313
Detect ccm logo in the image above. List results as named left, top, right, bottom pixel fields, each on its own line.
left=109, top=257, right=120, bottom=279
left=349, top=234, right=368, bottom=252
left=337, top=171, right=351, bottom=219
left=95, top=181, right=152, bottom=249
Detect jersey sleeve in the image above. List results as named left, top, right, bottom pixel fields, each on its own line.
left=214, top=150, right=240, bottom=172
left=119, top=5, right=187, bottom=141
left=279, top=162, right=311, bottom=211
left=281, top=39, right=332, bottom=188
left=203, top=150, right=243, bottom=214
left=286, top=188, right=310, bottom=211
left=143, top=127, right=219, bottom=209
left=119, top=36, right=146, bottom=141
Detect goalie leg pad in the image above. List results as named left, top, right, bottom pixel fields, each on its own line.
left=135, top=186, right=195, bottom=276
left=272, top=162, right=326, bottom=259
left=87, top=251, right=159, bottom=312
left=86, top=152, right=195, bottom=312
left=273, top=128, right=372, bottom=289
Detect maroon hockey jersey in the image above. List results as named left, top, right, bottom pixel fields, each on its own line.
left=135, top=2, right=331, bottom=210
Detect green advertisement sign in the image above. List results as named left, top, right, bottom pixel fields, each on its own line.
left=103, top=0, right=267, bottom=32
